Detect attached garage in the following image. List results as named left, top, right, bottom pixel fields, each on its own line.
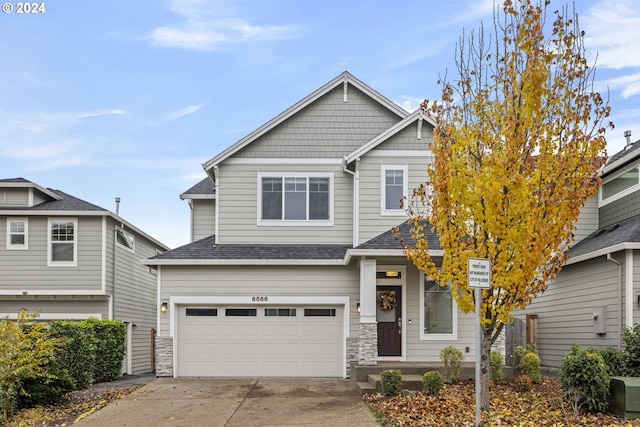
left=175, top=303, right=345, bottom=377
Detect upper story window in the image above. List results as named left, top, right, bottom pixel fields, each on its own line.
left=7, top=218, right=28, bottom=250
left=600, top=165, right=640, bottom=206
left=258, top=173, right=333, bottom=226
left=381, top=165, right=408, bottom=216
left=116, top=229, right=135, bottom=252
left=48, top=219, right=77, bottom=266
left=420, top=273, right=457, bottom=340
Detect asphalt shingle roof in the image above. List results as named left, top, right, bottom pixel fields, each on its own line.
left=568, top=214, right=640, bottom=259
left=356, top=220, right=441, bottom=251
left=181, top=177, right=215, bottom=196
left=151, top=235, right=351, bottom=261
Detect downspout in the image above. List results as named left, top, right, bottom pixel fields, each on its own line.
left=213, top=165, right=220, bottom=245
left=607, top=253, right=623, bottom=349
left=343, top=157, right=360, bottom=247
left=626, top=249, right=634, bottom=329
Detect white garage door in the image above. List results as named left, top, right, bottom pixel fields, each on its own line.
left=177, top=305, right=343, bottom=377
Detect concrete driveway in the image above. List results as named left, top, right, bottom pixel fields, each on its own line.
left=75, top=378, right=380, bottom=427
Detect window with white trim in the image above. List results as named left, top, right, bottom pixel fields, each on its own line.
left=116, top=229, right=135, bottom=252
left=48, top=219, right=77, bottom=266
left=7, top=218, right=28, bottom=250
left=600, top=165, right=640, bottom=205
left=420, top=273, right=457, bottom=340
left=381, top=165, right=408, bottom=215
left=258, top=173, right=333, bottom=225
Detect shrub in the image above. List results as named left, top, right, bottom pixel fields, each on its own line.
left=519, top=352, right=541, bottom=384
left=623, top=324, right=640, bottom=376
left=440, top=346, right=464, bottom=383
left=490, top=351, right=504, bottom=383
left=560, top=344, right=610, bottom=414
left=514, top=374, right=532, bottom=393
left=595, top=347, right=625, bottom=377
left=422, top=371, right=444, bottom=396
left=381, top=369, right=402, bottom=397
left=49, top=320, right=97, bottom=389
left=511, top=344, right=538, bottom=375
left=86, top=318, right=126, bottom=382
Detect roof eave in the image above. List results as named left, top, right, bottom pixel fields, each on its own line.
left=566, top=242, right=640, bottom=265
left=142, top=258, right=347, bottom=266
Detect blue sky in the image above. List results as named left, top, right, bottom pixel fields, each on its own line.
left=1, top=0, right=638, bottom=248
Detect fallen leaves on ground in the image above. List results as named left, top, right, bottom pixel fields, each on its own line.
left=364, top=378, right=640, bottom=427
left=5, top=386, right=141, bottom=427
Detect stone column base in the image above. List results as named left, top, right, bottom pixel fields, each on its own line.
left=155, top=336, right=174, bottom=377
left=358, top=322, right=378, bottom=366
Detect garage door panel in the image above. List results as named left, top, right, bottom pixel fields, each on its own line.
left=177, top=305, right=343, bottom=377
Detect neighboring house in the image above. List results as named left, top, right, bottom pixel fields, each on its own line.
left=0, top=178, right=169, bottom=375
left=145, top=71, right=479, bottom=379
left=515, top=134, right=640, bottom=367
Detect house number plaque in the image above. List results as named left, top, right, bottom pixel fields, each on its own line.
left=251, top=296, right=269, bottom=302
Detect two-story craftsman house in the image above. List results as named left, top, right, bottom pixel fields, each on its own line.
left=145, top=71, right=480, bottom=378
left=0, top=178, right=169, bottom=375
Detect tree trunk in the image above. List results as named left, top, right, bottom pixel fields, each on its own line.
left=480, top=332, right=493, bottom=411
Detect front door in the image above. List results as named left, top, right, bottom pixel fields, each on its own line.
left=376, top=285, right=402, bottom=357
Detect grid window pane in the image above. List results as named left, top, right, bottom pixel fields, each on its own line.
left=262, top=178, right=283, bottom=220
left=284, top=178, right=306, bottom=220
left=51, top=222, right=74, bottom=262
left=309, top=178, right=329, bottom=220
left=385, top=170, right=404, bottom=210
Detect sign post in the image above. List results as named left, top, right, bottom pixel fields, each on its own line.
left=468, top=257, right=491, bottom=427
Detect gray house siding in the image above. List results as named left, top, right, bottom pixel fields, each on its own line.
left=517, top=256, right=622, bottom=367
left=600, top=191, right=640, bottom=229
left=234, top=86, right=402, bottom=159
left=217, top=163, right=353, bottom=245
left=573, top=196, right=599, bottom=243
left=358, top=151, right=431, bottom=245
left=0, top=298, right=109, bottom=319
left=0, top=216, right=104, bottom=292
left=2, top=188, right=29, bottom=205
left=191, top=199, right=215, bottom=241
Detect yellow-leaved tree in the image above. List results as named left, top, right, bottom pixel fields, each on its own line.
left=402, top=0, right=612, bottom=410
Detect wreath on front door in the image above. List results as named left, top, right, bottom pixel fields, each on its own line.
left=377, top=290, right=397, bottom=311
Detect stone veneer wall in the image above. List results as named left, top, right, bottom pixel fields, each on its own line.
left=358, top=323, right=377, bottom=365
left=346, top=337, right=359, bottom=377
left=155, top=336, right=173, bottom=377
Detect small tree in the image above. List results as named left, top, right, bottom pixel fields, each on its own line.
left=0, top=310, right=60, bottom=421
left=400, top=0, right=611, bottom=410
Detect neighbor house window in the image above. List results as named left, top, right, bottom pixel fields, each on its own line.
left=381, top=165, right=408, bottom=215
left=601, top=166, right=640, bottom=205
left=421, top=274, right=457, bottom=340
left=7, top=218, right=28, bottom=250
left=115, top=229, right=135, bottom=251
left=258, top=173, right=333, bottom=225
left=48, top=219, right=77, bottom=266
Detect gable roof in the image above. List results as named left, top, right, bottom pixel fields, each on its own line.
left=603, top=138, right=640, bottom=176
left=0, top=177, right=62, bottom=202
left=344, top=110, right=435, bottom=164
left=202, top=71, right=409, bottom=172
left=566, top=214, right=640, bottom=264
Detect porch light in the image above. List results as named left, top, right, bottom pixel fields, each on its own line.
left=356, top=302, right=360, bottom=314
left=385, top=271, right=399, bottom=277
left=161, top=302, right=168, bottom=313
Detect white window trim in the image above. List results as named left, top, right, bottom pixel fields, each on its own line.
left=599, top=162, right=640, bottom=207
left=7, top=217, right=28, bottom=250
left=115, top=229, right=135, bottom=253
left=381, top=165, right=408, bottom=216
left=419, top=271, right=458, bottom=341
left=47, top=218, right=78, bottom=267
left=257, top=172, right=334, bottom=227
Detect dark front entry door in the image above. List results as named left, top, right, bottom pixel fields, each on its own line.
left=377, top=286, right=401, bottom=357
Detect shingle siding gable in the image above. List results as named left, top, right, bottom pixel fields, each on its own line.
left=600, top=191, right=640, bottom=229
left=234, top=85, right=403, bottom=159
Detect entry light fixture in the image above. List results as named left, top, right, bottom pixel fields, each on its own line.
left=385, top=271, right=399, bottom=277
left=356, top=302, right=361, bottom=314
left=161, top=302, right=168, bottom=313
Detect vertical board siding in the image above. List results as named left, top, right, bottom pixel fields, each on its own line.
left=235, top=86, right=402, bottom=159
left=0, top=216, right=103, bottom=291
left=516, top=257, right=622, bottom=367
left=191, top=199, right=215, bottom=241
left=218, top=163, right=353, bottom=244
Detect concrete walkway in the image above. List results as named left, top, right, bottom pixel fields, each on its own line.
left=76, top=377, right=380, bottom=427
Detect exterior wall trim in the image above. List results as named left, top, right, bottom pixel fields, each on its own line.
left=0, top=312, right=102, bottom=320
left=567, top=243, right=640, bottom=265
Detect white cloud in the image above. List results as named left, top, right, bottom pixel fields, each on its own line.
left=150, top=0, right=300, bottom=51
left=163, top=103, right=205, bottom=122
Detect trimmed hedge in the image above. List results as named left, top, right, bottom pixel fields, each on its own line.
left=85, top=318, right=126, bottom=382
left=49, top=320, right=97, bottom=389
